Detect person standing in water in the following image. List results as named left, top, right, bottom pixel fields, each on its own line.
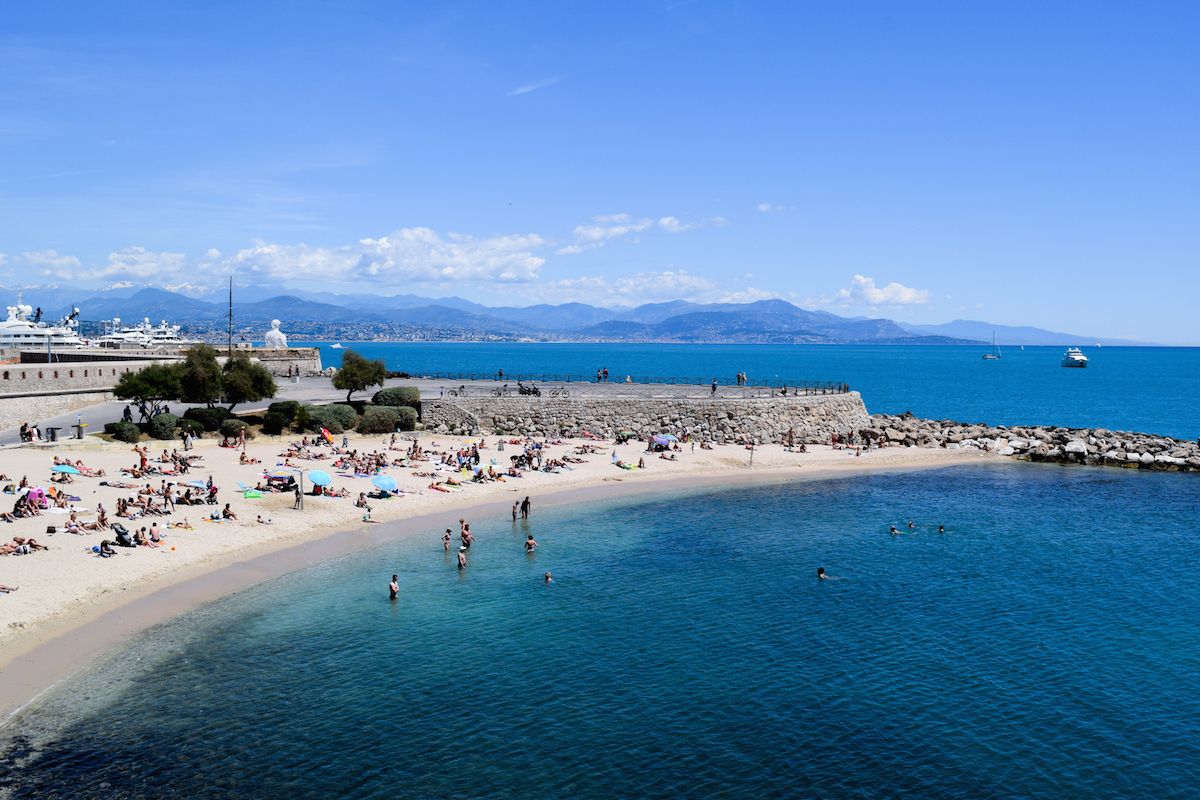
left=520, top=496, right=531, bottom=519
left=512, top=502, right=519, bottom=522
left=442, top=528, right=452, bottom=551
left=525, top=534, right=538, bottom=553
left=389, top=575, right=399, bottom=600
left=457, top=547, right=468, bottom=570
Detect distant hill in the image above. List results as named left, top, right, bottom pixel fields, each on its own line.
left=897, top=319, right=1152, bottom=346
left=21, top=282, right=1144, bottom=345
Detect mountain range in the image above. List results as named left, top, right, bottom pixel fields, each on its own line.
left=2, top=284, right=1152, bottom=346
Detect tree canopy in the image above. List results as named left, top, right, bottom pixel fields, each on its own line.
left=332, top=350, right=388, bottom=402
left=222, top=353, right=278, bottom=411
left=178, top=344, right=223, bottom=406
left=113, top=363, right=182, bottom=421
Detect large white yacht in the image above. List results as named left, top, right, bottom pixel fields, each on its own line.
left=1061, top=347, right=1089, bottom=368
left=98, top=317, right=201, bottom=349
left=0, top=300, right=86, bottom=351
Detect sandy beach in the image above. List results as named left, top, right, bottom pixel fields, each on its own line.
left=0, top=430, right=991, bottom=722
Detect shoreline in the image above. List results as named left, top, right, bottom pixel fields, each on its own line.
left=0, top=443, right=990, bottom=728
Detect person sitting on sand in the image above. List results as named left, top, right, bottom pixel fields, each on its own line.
left=99, top=540, right=116, bottom=558
left=222, top=503, right=238, bottom=521
left=0, top=583, right=17, bottom=593
left=239, top=452, right=261, bottom=465
left=256, top=515, right=273, bottom=525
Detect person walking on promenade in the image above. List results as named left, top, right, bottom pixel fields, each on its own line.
left=711, top=378, right=718, bottom=396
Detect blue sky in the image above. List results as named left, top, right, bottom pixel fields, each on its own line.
left=1, top=1, right=1197, bottom=341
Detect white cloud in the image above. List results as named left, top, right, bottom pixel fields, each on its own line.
left=205, top=248, right=221, bottom=260
left=508, top=76, right=562, bottom=96
left=658, top=215, right=726, bottom=233
left=22, top=249, right=81, bottom=269
left=574, top=214, right=653, bottom=243
left=833, top=274, right=930, bottom=306
left=717, top=287, right=780, bottom=304
left=233, top=227, right=547, bottom=284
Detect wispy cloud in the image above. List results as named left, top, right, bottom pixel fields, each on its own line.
left=508, top=76, right=562, bottom=96
left=816, top=274, right=930, bottom=307
left=556, top=212, right=725, bottom=254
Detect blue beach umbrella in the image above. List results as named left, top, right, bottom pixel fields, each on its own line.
left=51, top=465, right=81, bottom=474
left=372, top=475, right=398, bottom=492
left=308, top=470, right=332, bottom=487
left=187, top=480, right=208, bottom=489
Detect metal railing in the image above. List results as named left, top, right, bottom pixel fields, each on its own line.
left=423, top=375, right=849, bottom=401
left=401, top=370, right=848, bottom=393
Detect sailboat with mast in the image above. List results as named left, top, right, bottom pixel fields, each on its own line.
left=981, top=332, right=1002, bottom=360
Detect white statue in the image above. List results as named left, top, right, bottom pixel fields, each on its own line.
left=264, top=319, right=288, bottom=349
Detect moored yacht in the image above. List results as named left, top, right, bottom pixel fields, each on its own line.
left=0, top=300, right=85, bottom=351
left=1061, top=347, right=1088, bottom=368
left=98, top=317, right=201, bottom=349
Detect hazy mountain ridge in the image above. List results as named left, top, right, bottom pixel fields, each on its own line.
left=5, top=283, right=1151, bottom=345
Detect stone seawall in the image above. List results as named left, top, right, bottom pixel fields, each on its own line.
left=250, top=348, right=324, bottom=377
left=865, top=413, right=1200, bottom=473
left=0, top=391, right=113, bottom=432
left=423, top=392, right=870, bottom=443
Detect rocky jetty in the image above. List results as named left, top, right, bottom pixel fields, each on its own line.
left=864, top=413, right=1200, bottom=472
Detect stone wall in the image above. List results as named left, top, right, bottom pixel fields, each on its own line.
left=422, top=392, right=869, bottom=443
left=0, top=391, right=113, bottom=432
left=251, top=347, right=324, bottom=377
left=0, top=361, right=162, bottom=396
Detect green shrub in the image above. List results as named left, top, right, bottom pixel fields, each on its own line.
left=184, top=406, right=231, bottom=432
left=372, top=386, right=421, bottom=411
left=357, top=406, right=400, bottom=434
left=266, top=400, right=301, bottom=422
left=110, top=421, right=141, bottom=443
left=178, top=419, right=205, bottom=437
left=305, top=404, right=358, bottom=434
left=219, top=418, right=252, bottom=439
left=103, top=422, right=122, bottom=435
left=148, top=413, right=179, bottom=440
left=395, top=406, right=417, bottom=431
left=262, top=412, right=288, bottom=435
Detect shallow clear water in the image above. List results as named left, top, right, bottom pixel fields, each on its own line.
left=312, top=342, right=1200, bottom=439
left=3, top=463, right=1199, bottom=799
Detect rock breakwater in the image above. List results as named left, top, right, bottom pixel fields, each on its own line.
left=865, top=413, right=1200, bottom=472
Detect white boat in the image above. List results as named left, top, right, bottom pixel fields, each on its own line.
left=98, top=317, right=201, bottom=349
left=982, top=332, right=1002, bottom=360
left=330, top=342, right=344, bottom=349
left=0, top=299, right=86, bottom=351
left=1061, top=347, right=1088, bottom=368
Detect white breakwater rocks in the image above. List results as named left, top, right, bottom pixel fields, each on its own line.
left=865, top=413, right=1200, bottom=472
left=423, top=392, right=870, bottom=444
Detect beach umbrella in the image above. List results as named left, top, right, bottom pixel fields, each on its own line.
left=309, top=470, right=332, bottom=486
left=51, top=464, right=81, bottom=474
left=187, top=480, right=207, bottom=489
left=266, top=471, right=293, bottom=480
left=372, top=475, right=398, bottom=492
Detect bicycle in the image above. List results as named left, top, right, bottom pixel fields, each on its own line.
left=548, top=387, right=569, bottom=398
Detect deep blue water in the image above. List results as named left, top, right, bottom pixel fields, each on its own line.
left=311, top=342, right=1200, bottom=439
left=3, top=463, right=1199, bottom=799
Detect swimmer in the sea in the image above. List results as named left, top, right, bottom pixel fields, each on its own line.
left=544, top=571, right=553, bottom=584
left=889, top=525, right=900, bottom=535
left=938, top=524, right=945, bottom=534
left=907, top=520, right=916, bottom=530
left=389, top=574, right=399, bottom=600
left=817, top=567, right=828, bottom=580
left=525, top=534, right=538, bottom=553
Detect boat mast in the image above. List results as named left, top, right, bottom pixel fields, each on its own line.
left=227, top=276, right=233, bottom=357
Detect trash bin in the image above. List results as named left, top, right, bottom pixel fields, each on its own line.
left=46, top=426, right=61, bottom=442
left=73, top=424, right=85, bottom=439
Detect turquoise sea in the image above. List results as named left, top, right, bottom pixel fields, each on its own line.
left=3, top=464, right=1199, bottom=799
left=310, top=343, right=1200, bottom=439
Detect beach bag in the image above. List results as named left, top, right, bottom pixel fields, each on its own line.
left=111, top=522, right=130, bottom=536
left=46, top=525, right=56, bottom=534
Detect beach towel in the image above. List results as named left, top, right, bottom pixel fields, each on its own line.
left=242, top=490, right=264, bottom=499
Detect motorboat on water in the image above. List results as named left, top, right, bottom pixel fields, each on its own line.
left=1061, top=347, right=1088, bottom=368
left=0, top=299, right=86, bottom=351
left=98, top=317, right=201, bottom=349
left=330, top=342, right=344, bottom=349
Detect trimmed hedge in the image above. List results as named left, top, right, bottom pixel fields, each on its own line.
left=395, top=406, right=417, bottom=431
left=178, top=419, right=205, bottom=437
left=219, top=418, right=252, bottom=439
left=184, top=406, right=232, bottom=432
left=262, top=412, right=288, bottom=435
left=266, top=400, right=301, bottom=422
left=372, top=386, right=421, bottom=411
left=305, top=404, right=358, bottom=435
left=110, top=421, right=141, bottom=443
left=148, top=413, right=179, bottom=440
left=357, top=406, right=401, bottom=434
